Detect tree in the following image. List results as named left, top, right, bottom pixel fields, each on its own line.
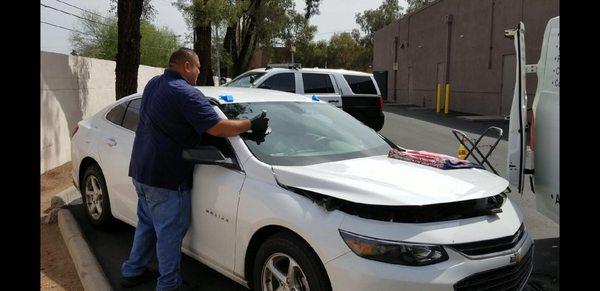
left=406, top=0, right=432, bottom=14
left=175, top=0, right=238, bottom=85
left=326, top=32, right=370, bottom=71
left=295, top=40, right=327, bottom=68
left=70, top=12, right=183, bottom=68
left=303, top=0, right=322, bottom=19
left=222, top=0, right=323, bottom=76
left=176, top=0, right=322, bottom=78
left=281, top=11, right=317, bottom=45
left=355, top=0, right=403, bottom=47
left=115, top=0, right=144, bottom=99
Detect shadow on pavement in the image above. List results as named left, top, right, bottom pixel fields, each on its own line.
left=526, top=238, right=560, bottom=291
left=384, top=106, right=509, bottom=141
left=66, top=204, right=558, bottom=291
left=66, top=204, right=247, bottom=291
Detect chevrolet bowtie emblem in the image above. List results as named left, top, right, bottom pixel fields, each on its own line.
left=510, top=252, right=524, bottom=263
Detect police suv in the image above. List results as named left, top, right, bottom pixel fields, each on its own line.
left=224, top=64, right=385, bottom=131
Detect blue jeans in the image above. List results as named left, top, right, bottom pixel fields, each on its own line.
left=122, top=179, right=191, bottom=291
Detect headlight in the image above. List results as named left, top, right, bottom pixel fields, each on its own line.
left=339, top=229, right=449, bottom=266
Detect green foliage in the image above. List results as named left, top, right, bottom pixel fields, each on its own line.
left=295, top=40, right=327, bottom=68
left=406, top=0, right=431, bottom=14
left=255, top=0, right=296, bottom=48
left=355, top=0, right=403, bottom=46
left=326, top=32, right=371, bottom=71
left=174, top=0, right=239, bottom=28
left=109, top=0, right=156, bottom=21
left=280, top=10, right=317, bottom=47
left=70, top=12, right=183, bottom=68
left=303, top=0, right=322, bottom=19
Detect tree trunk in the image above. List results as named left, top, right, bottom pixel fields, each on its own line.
left=238, top=0, right=261, bottom=75
left=115, top=0, right=143, bottom=100
left=223, top=25, right=237, bottom=76
left=223, top=0, right=261, bottom=77
left=194, top=25, right=214, bottom=86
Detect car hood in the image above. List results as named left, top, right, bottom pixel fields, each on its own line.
left=272, top=155, right=509, bottom=206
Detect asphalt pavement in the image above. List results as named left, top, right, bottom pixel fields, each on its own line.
left=67, top=203, right=246, bottom=291
left=66, top=105, right=559, bottom=290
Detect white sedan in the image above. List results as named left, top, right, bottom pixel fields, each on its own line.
left=71, top=87, right=533, bottom=291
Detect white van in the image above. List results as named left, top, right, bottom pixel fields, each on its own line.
left=507, top=17, right=559, bottom=224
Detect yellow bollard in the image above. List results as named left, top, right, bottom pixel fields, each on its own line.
left=444, top=84, right=450, bottom=114
left=436, top=84, right=442, bottom=113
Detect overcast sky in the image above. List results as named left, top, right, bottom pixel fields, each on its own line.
left=41, top=0, right=408, bottom=55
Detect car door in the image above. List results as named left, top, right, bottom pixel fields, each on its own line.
left=182, top=134, right=246, bottom=272
left=300, top=72, right=343, bottom=108
left=97, top=97, right=140, bottom=224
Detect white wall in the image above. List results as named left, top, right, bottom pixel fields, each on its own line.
left=40, top=51, right=165, bottom=174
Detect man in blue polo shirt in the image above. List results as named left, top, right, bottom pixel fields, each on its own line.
left=120, top=48, right=269, bottom=291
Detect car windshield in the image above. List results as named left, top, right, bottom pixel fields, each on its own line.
left=224, top=72, right=266, bottom=88
left=220, top=102, right=392, bottom=166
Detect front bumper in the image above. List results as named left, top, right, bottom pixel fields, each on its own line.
left=325, top=231, right=534, bottom=291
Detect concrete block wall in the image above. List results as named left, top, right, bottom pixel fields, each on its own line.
left=373, top=0, right=559, bottom=116
left=40, top=51, right=165, bottom=174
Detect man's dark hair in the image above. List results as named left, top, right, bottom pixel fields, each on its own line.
left=169, top=47, right=197, bottom=67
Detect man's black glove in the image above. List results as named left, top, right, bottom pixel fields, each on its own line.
left=250, top=111, right=269, bottom=133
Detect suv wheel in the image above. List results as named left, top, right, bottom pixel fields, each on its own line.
left=81, top=164, right=115, bottom=229
left=253, top=233, right=331, bottom=291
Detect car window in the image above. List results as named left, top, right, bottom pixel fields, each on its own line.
left=259, top=73, right=296, bottom=93
left=198, top=133, right=237, bottom=161
left=302, top=73, right=335, bottom=94
left=221, top=102, right=391, bottom=166
left=106, top=101, right=128, bottom=126
left=122, top=98, right=141, bottom=131
left=343, top=75, right=378, bottom=95
left=226, top=72, right=266, bottom=88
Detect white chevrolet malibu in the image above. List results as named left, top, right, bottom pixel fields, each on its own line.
left=71, top=87, right=533, bottom=291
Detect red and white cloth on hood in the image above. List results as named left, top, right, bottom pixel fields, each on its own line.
left=388, top=148, right=484, bottom=170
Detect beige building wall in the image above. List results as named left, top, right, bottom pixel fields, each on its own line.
left=40, top=51, right=165, bottom=174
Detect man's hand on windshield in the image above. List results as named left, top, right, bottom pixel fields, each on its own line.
left=246, top=132, right=267, bottom=145
left=250, top=111, right=269, bottom=134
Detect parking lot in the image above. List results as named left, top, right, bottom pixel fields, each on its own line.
left=65, top=106, right=559, bottom=291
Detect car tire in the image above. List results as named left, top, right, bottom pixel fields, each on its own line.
left=370, top=116, right=385, bottom=132
left=81, top=164, right=115, bottom=229
left=253, top=232, right=331, bottom=291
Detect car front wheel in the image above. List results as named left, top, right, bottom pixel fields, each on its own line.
left=81, top=164, right=115, bottom=229
left=253, top=233, right=331, bottom=291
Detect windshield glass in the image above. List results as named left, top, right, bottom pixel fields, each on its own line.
left=221, top=102, right=392, bottom=166
left=225, top=72, right=266, bottom=88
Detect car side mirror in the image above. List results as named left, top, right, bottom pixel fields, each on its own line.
left=182, top=146, right=236, bottom=168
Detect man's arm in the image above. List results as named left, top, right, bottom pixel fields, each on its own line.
left=206, top=119, right=251, bottom=137
left=206, top=111, right=270, bottom=137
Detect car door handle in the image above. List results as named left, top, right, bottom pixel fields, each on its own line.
left=328, top=100, right=339, bottom=103
left=105, top=137, right=117, bottom=147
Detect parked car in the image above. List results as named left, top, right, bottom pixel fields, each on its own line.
left=224, top=65, right=385, bottom=131
left=71, top=87, right=533, bottom=291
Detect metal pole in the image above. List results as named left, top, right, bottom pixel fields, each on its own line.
left=445, top=84, right=451, bottom=114
left=215, top=24, right=221, bottom=80
left=436, top=83, right=442, bottom=112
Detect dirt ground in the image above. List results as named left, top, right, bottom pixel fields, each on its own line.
left=40, top=162, right=84, bottom=291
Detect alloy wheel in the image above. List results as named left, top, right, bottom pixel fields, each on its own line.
left=261, top=252, right=310, bottom=291
left=85, top=175, right=103, bottom=220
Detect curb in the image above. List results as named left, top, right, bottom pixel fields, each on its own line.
left=55, top=186, right=83, bottom=206
left=58, top=208, right=112, bottom=291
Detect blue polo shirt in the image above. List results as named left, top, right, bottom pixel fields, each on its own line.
left=129, top=69, right=222, bottom=190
